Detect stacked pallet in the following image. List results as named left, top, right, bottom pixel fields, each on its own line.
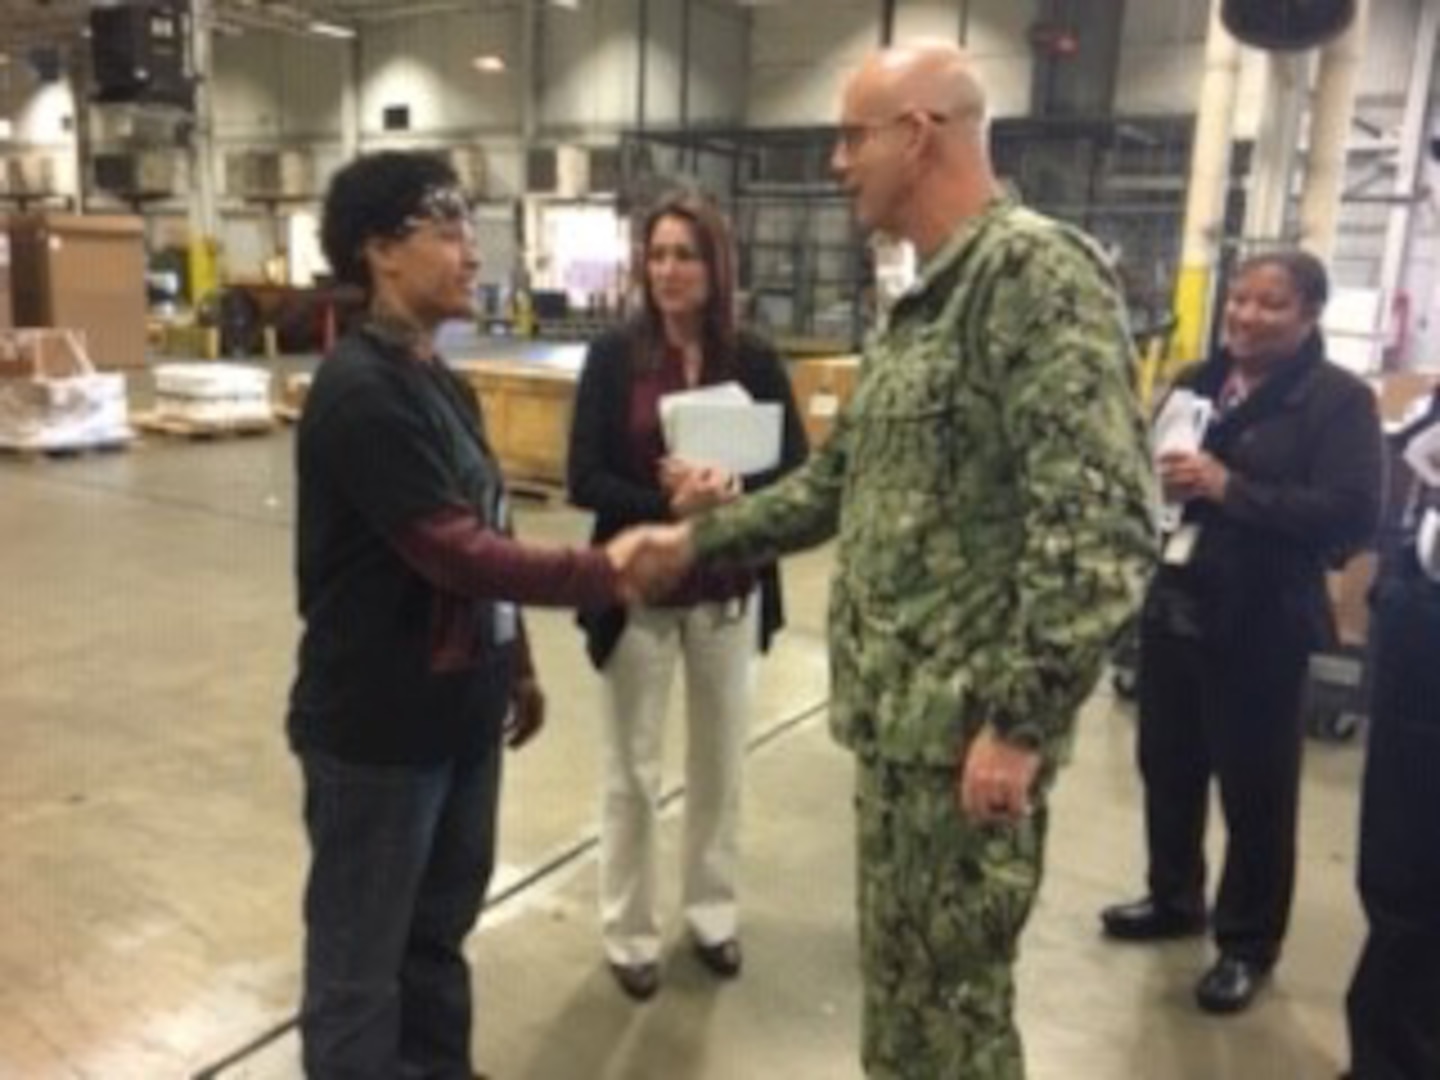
left=138, top=362, right=275, bottom=437
left=0, top=329, right=133, bottom=455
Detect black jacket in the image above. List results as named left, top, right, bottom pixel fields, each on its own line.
left=1360, top=549, right=1440, bottom=926
left=567, top=324, right=809, bottom=669
left=1145, top=331, right=1384, bottom=647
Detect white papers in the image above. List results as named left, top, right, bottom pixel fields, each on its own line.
left=1403, top=421, right=1440, bottom=487
left=1418, top=508, right=1440, bottom=584
left=1152, top=388, right=1214, bottom=532
left=659, top=381, right=783, bottom=476
left=1152, top=388, right=1213, bottom=457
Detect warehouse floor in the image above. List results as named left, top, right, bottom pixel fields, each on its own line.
left=0, top=413, right=1367, bottom=1080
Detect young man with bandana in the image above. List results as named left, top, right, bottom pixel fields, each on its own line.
left=289, top=151, right=641, bottom=1080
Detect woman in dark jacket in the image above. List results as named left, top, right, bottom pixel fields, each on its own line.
left=568, top=193, right=807, bottom=1001
left=1100, top=251, right=1384, bottom=1014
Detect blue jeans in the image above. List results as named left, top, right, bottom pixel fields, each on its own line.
left=299, top=742, right=502, bottom=1080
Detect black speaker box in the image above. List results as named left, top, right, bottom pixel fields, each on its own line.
left=90, top=2, right=192, bottom=109
left=1221, top=0, right=1356, bottom=51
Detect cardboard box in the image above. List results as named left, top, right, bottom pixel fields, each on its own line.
left=1321, top=372, right=1439, bottom=647
left=1373, top=370, right=1438, bottom=423
left=8, top=213, right=148, bottom=371
left=281, top=372, right=311, bottom=415
left=787, top=355, right=861, bottom=448
left=455, top=360, right=576, bottom=487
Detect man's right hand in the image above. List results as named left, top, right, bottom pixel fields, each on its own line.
left=604, top=524, right=696, bottom=604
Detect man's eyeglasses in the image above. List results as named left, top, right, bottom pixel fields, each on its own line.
left=834, top=110, right=956, bottom=152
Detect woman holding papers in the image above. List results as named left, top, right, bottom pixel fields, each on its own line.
left=1101, top=251, right=1383, bottom=1014
left=568, top=192, right=807, bottom=1001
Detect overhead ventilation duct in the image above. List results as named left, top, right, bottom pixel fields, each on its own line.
left=1221, top=0, right=1356, bottom=52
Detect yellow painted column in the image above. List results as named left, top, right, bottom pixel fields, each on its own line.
left=188, top=0, right=221, bottom=311
left=1171, top=263, right=1215, bottom=373
left=188, top=236, right=220, bottom=307
left=1170, top=0, right=1241, bottom=370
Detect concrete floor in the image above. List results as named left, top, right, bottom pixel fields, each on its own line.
left=0, top=416, right=1367, bottom=1080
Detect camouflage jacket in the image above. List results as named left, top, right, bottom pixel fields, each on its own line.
left=693, top=199, right=1157, bottom=768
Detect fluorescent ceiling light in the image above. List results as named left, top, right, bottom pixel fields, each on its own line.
left=308, top=20, right=357, bottom=39
left=473, top=55, right=506, bottom=73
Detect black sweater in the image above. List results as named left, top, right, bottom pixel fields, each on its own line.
left=567, top=325, right=809, bottom=668
left=1146, top=331, right=1384, bottom=647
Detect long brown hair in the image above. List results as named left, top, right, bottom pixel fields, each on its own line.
left=633, top=192, right=738, bottom=378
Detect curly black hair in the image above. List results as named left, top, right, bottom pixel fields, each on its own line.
left=320, top=150, right=460, bottom=293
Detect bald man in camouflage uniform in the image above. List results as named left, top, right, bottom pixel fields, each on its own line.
left=622, top=43, right=1155, bottom=1079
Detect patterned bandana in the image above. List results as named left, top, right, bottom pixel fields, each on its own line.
left=391, top=183, right=472, bottom=239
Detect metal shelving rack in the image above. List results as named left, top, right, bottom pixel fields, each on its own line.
left=619, top=126, right=868, bottom=354
left=618, top=116, right=1249, bottom=355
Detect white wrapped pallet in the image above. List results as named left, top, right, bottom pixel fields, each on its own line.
left=152, top=362, right=273, bottom=426
left=0, top=329, right=134, bottom=452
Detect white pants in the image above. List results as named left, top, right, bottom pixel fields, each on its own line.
left=598, top=599, right=758, bottom=965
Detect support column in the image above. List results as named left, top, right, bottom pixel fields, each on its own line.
left=521, top=0, right=539, bottom=144
left=635, top=0, right=649, bottom=132
left=1244, top=52, right=1311, bottom=247
left=341, top=35, right=361, bottom=161
left=1171, top=0, right=1241, bottom=362
left=679, top=0, right=692, bottom=127
left=188, top=0, right=221, bottom=306
left=1377, top=0, right=1439, bottom=368
left=70, top=43, right=93, bottom=214
left=1298, top=0, right=1371, bottom=262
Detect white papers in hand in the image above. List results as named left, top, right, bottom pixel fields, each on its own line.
left=1403, top=421, right=1440, bottom=488
left=1152, top=388, right=1213, bottom=457
left=1152, top=388, right=1214, bottom=532
left=660, top=381, right=783, bottom=476
left=1418, top=508, right=1440, bottom=584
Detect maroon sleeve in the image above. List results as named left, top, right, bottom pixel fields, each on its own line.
left=395, top=505, right=618, bottom=610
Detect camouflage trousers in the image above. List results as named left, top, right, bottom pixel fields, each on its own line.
left=856, top=755, right=1048, bottom=1080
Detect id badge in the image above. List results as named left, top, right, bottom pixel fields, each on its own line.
left=493, top=601, right=517, bottom=646
left=1162, top=523, right=1201, bottom=567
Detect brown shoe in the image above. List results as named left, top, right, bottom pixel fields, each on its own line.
left=608, top=960, right=660, bottom=1001
left=693, top=937, right=742, bottom=978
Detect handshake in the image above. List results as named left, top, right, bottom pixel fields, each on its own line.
left=598, top=458, right=738, bottom=605
left=604, top=523, right=698, bottom=606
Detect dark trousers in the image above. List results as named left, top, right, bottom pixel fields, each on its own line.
left=1347, top=921, right=1440, bottom=1080
left=299, top=743, right=502, bottom=1080
left=1346, top=565, right=1440, bottom=1080
left=1137, top=624, right=1308, bottom=966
